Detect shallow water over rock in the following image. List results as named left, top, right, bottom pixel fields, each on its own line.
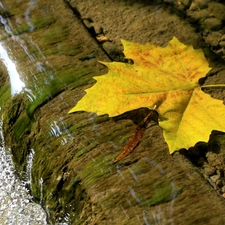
left=0, top=117, right=47, bottom=224
left=0, top=0, right=225, bottom=224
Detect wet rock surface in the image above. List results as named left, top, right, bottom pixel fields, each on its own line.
left=0, top=0, right=225, bottom=224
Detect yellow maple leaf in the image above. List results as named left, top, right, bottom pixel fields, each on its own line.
left=69, top=37, right=225, bottom=154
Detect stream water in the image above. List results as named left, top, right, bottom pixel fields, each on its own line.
left=0, top=115, right=48, bottom=224
left=0, top=1, right=61, bottom=224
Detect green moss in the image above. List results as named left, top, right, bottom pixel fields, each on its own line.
left=26, top=68, right=93, bottom=118
left=75, top=142, right=98, bottom=158
left=0, top=83, right=11, bottom=106
left=142, top=179, right=181, bottom=206
left=44, top=26, right=69, bottom=44
left=68, top=120, right=95, bottom=134
left=33, top=17, right=56, bottom=29
left=13, top=24, right=30, bottom=35
left=42, top=41, right=84, bottom=56
left=13, top=113, right=31, bottom=141
left=81, top=155, right=112, bottom=187
left=59, top=42, right=83, bottom=56
left=13, top=17, right=56, bottom=35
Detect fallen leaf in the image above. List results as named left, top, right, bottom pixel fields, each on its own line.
left=69, top=37, right=225, bottom=154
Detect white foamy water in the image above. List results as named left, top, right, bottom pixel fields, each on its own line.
left=0, top=116, right=48, bottom=225
left=0, top=43, right=25, bottom=95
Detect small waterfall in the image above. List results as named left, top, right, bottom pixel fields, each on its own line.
left=0, top=115, right=48, bottom=224
left=0, top=43, right=25, bottom=95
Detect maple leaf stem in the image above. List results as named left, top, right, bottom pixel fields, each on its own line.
left=201, top=84, right=225, bottom=88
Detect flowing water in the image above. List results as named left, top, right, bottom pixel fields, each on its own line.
left=0, top=1, right=62, bottom=224
left=0, top=116, right=48, bottom=224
